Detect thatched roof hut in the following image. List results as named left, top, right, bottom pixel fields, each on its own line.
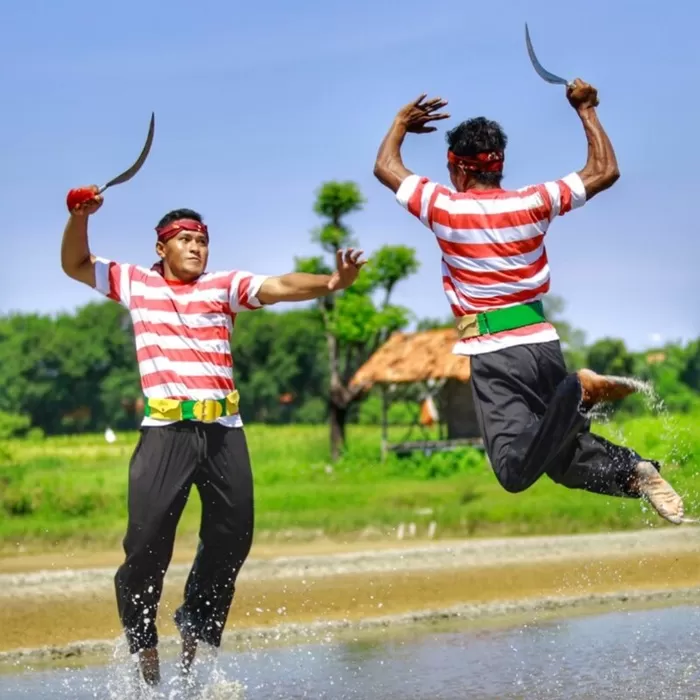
left=351, top=329, right=480, bottom=452
left=351, top=329, right=470, bottom=388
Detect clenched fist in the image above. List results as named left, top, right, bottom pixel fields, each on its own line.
left=67, top=185, right=104, bottom=215
left=566, top=78, right=600, bottom=112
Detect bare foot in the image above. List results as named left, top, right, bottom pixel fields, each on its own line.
left=577, top=369, right=637, bottom=408
left=180, top=633, right=198, bottom=676
left=632, top=462, right=685, bottom=525
left=138, top=647, right=161, bottom=686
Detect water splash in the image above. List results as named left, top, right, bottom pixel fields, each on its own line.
left=591, top=374, right=697, bottom=524
left=94, top=638, right=248, bottom=700
left=630, top=376, right=696, bottom=521
left=172, top=644, right=246, bottom=700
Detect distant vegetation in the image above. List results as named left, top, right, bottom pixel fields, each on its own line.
left=1, top=412, right=698, bottom=553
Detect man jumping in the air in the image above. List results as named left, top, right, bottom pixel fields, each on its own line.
left=373, top=79, right=685, bottom=524
left=61, top=188, right=365, bottom=687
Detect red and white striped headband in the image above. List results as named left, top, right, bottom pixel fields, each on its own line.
left=447, top=150, right=504, bottom=173
left=155, top=218, right=209, bottom=243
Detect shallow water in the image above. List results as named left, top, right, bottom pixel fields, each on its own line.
left=2, top=604, right=699, bottom=699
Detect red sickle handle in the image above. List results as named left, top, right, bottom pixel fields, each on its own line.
left=66, top=187, right=101, bottom=213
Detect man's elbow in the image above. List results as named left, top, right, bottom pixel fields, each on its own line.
left=595, top=166, right=620, bottom=194
left=61, top=259, right=78, bottom=279
left=604, top=164, right=620, bottom=187
left=256, top=279, right=283, bottom=306
left=373, top=160, right=387, bottom=183
left=61, top=257, right=85, bottom=280
left=582, top=165, right=620, bottom=199
left=373, top=161, right=401, bottom=193
left=61, top=258, right=95, bottom=287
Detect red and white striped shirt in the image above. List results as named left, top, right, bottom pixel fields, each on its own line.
left=94, top=259, right=268, bottom=427
left=396, top=172, right=587, bottom=356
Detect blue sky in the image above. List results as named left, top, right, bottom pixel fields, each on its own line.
left=1, top=0, right=697, bottom=350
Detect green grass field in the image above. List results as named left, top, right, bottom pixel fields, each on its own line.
left=1, top=412, right=698, bottom=554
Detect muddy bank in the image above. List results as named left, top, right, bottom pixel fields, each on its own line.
left=3, top=587, right=699, bottom=671
left=2, top=528, right=697, bottom=597
left=0, top=528, right=698, bottom=664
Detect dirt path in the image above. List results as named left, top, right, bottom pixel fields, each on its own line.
left=1, top=528, right=698, bottom=663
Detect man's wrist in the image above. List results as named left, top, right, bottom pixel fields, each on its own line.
left=576, top=105, right=598, bottom=120
left=392, top=117, right=409, bottom=134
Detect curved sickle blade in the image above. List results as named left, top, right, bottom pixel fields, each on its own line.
left=525, top=23, right=571, bottom=86
left=99, top=112, right=155, bottom=192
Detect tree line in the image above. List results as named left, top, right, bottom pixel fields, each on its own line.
left=1, top=181, right=698, bottom=459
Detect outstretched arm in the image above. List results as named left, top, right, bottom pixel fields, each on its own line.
left=567, top=79, right=620, bottom=200
left=374, top=95, right=450, bottom=194
left=257, top=249, right=366, bottom=305
left=61, top=185, right=103, bottom=288
left=258, top=272, right=333, bottom=304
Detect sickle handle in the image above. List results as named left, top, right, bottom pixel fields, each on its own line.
left=66, top=186, right=101, bottom=213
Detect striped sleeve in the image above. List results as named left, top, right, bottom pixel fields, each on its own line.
left=540, top=172, right=587, bottom=221
left=229, top=270, right=270, bottom=312
left=94, top=258, right=134, bottom=307
left=396, top=174, right=453, bottom=230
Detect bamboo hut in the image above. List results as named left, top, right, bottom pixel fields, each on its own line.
left=351, top=328, right=482, bottom=457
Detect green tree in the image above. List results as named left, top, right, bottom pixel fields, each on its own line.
left=296, top=181, right=419, bottom=460
left=680, top=339, right=700, bottom=392
left=0, top=302, right=139, bottom=434
left=232, top=308, right=328, bottom=422
left=585, top=338, right=635, bottom=377
left=0, top=313, right=62, bottom=431
left=57, top=301, right=140, bottom=431
left=633, top=340, right=700, bottom=412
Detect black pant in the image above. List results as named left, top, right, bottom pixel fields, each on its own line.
left=114, top=423, right=254, bottom=655
left=470, top=341, right=652, bottom=497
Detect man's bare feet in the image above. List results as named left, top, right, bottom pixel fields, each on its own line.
left=180, top=633, right=198, bottom=676
left=631, top=461, right=685, bottom=525
left=138, top=647, right=161, bottom=686
left=577, top=369, right=638, bottom=408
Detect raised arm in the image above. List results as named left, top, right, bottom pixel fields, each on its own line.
left=61, top=185, right=103, bottom=288
left=373, top=95, right=450, bottom=193
left=257, top=249, right=366, bottom=305
left=567, top=79, right=620, bottom=200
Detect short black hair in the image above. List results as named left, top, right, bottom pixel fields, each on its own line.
left=156, top=208, right=203, bottom=230
left=446, top=117, right=508, bottom=187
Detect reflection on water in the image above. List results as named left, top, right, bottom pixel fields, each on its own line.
left=1, top=604, right=699, bottom=699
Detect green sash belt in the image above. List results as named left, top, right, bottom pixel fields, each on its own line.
left=456, top=301, right=546, bottom=338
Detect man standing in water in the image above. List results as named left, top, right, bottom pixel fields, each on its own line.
left=373, top=80, right=685, bottom=524
left=61, top=187, right=365, bottom=686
